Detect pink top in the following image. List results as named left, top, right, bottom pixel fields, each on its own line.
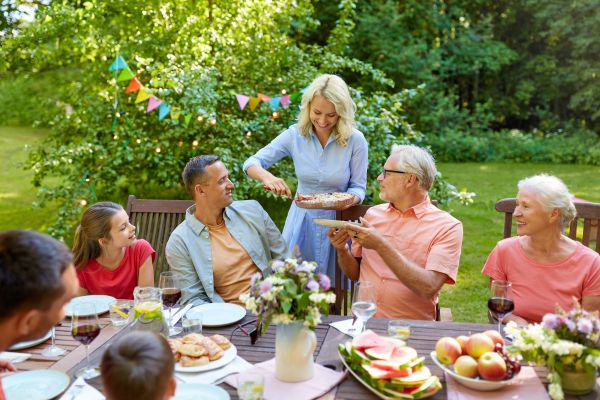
left=482, top=236, right=600, bottom=323
left=351, top=199, right=463, bottom=320
left=77, top=239, right=155, bottom=300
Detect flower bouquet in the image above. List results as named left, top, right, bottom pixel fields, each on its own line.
left=240, top=258, right=336, bottom=331
left=505, top=299, right=600, bottom=400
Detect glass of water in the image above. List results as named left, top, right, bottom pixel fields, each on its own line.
left=350, top=281, right=377, bottom=333
left=109, top=300, right=131, bottom=326
left=182, top=314, right=202, bottom=335
left=387, top=320, right=411, bottom=340
left=237, top=373, right=264, bottom=400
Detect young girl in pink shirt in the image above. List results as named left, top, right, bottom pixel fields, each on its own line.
left=73, top=202, right=155, bottom=299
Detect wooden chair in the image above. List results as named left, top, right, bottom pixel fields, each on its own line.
left=333, top=202, right=453, bottom=321
left=126, top=195, right=193, bottom=282
left=495, top=198, right=600, bottom=253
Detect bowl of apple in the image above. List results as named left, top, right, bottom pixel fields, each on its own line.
left=430, top=330, right=521, bottom=391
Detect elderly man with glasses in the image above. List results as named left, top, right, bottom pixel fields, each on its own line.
left=327, top=145, right=463, bottom=320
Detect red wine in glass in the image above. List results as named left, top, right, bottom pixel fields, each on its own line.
left=489, top=280, right=513, bottom=333
left=72, top=324, right=101, bottom=345
left=162, top=288, right=182, bottom=308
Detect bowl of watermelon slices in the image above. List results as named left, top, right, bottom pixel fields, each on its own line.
left=338, top=330, right=442, bottom=399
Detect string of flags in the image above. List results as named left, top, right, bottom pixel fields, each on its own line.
left=107, top=54, right=306, bottom=129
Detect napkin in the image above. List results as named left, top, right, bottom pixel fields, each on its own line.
left=176, top=356, right=253, bottom=384
left=59, top=377, right=105, bottom=400
left=329, top=319, right=362, bottom=338
left=0, top=351, right=31, bottom=363
left=445, top=366, right=550, bottom=400
left=225, top=358, right=346, bottom=400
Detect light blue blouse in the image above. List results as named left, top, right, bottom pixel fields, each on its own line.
left=243, top=124, right=368, bottom=279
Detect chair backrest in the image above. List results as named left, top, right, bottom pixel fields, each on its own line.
left=126, top=195, right=194, bottom=282
left=495, top=198, right=600, bottom=253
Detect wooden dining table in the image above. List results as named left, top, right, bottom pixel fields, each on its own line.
left=10, top=313, right=599, bottom=399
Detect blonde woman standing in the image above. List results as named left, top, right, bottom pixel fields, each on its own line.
left=243, top=74, right=368, bottom=280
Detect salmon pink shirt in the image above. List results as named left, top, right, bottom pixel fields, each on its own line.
left=482, top=236, right=600, bottom=323
left=351, top=200, right=463, bottom=320
left=77, top=239, right=155, bottom=300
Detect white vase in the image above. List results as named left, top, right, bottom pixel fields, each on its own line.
left=275, top=320, right=317, bottom=382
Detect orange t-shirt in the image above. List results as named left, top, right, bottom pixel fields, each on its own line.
left=208, top=221, right=261, bottom=305
left=482, top=236, right=600, bottom=323
left=351, top=200, right=463, bottom=320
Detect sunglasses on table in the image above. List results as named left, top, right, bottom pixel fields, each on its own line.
left=229, top=319, right=262, bottom=345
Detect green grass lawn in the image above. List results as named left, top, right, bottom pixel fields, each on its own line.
left=0, top=126, right=59, bottom=232
left=2, top=126, right=600, bottom=323
left=437, top=162, right=600, bottom=323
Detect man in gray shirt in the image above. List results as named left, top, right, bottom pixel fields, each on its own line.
left=166, top=155, right=289, bottom=305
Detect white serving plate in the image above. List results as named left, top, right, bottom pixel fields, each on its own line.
left=65, top=295, right=116, bottom=317
left=3, top=370, right=70, bottom=400
left=186, top=303, right=246, bottom=327
left=175, top=345, right=237, bottom=373
left=430, top=351, right=519, bottom=391
left=8, top=330, right=52, bottom=351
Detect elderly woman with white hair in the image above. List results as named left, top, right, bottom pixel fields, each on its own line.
left=243, top=74, right=368, bottom=280
left=482, top=174, right=600, bottom=324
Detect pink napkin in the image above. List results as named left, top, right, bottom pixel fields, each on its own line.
left=225, top=358, right=346, bottom=400
left=445, top=366, right=550, bottom=400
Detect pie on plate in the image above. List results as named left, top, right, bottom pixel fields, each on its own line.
left=295, top=192, right=355, bottom=210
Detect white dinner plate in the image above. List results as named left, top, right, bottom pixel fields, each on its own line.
left=175, top=345, right=237, bottom=373
left=3, top=370, right=70, bottom=400
left=65, top=295, right=116, bottom=317
left=8, top=330, right=52, bottom=351
left=430, top=351, right=519, bottom=391
left=313, top=219, right=361, bottom=228
left=186, top=303, right=246, bottom=327
left=173, top=383, right=230, bottom=400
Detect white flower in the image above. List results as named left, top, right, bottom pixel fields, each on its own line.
left=272, top=313, right=294, bottom=324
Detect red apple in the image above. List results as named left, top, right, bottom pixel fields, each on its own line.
left=466, top=333, right=495, bottom=359
left=454, top=355, right=478, bottom=378
left=477, top=351, right=507, bottom=381
left=456, top=335, right=469, bottom=355
left=435, top=337, right=462, bottom=365
left=483, top=330, right=505, bottom=347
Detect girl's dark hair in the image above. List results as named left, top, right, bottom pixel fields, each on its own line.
left=101, top=331, right=174, bottom=400
left=72, top=202, right=123, bottom=270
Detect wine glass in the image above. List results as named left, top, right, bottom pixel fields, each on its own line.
left=159, top=271, right=183, bottom=336
left=41, top=325, right=66, bottom=357
left=350, top=281, right=377, bottom=333
left=488, top=280, right=514, bottom=333
left=71, top=302, right=101, bottom=379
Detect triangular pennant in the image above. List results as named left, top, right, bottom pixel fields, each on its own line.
left=170, top=107, right=181, bottom=120
left=280, top=95, right=291, bottom=108
left=135, top=89, right=151, bottom=103
left=184, top=114, right=192, bottom=127
left=248, top=97, right=261, bottom=111
left=158, top=103, right=171, bottom=120
left=257, top=93, right=271, bottom=102
left=269, top=96, right=280, bottom=111
left=125, top=77, right=142, bottom=94
left=147, top=96, right=162, bottom=112
left=290, top=92, right=302, bottom=103
left=236, top=94, right=250, bottom=110
left=109, top=55, right=128, bottom=72
left=117, top=68, right=134, bottom=82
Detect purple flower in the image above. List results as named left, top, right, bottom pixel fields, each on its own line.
left=306, top=279, right=319, bottom=291
left=318, top=274, right=331, bottom=291
left=295, top=262, right=313, bottom=274
left=565, top=319, right=576, bottom=332
left=543, top=314, right=561, bottom=330
left=259, top=280, right=272, bottom=294
left=577, top=318, right=594, bottom=335
left=271, top=260, right=285, bottom=272
left=250, top=272, right=262, bottom=286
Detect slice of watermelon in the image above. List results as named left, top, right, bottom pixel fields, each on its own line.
left=365, top=344, right=395, bottom=360
left=362, top=364, right=397, bottom=380
left=369, top=362, right=413, bottom=378
left=393, top=366, right=432, bottom=387
left=391, top=346, right=418, bottom=360
left=370, top=355, right=413, bottom=370
left=352, top=330, right=393, bottom=350
left=410, top=376, right=442, bottom=399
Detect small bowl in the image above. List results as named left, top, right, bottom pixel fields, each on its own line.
left=430, top=351, right=519, bottom=391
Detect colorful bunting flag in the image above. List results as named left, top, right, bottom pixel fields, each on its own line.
left=158, top=103, right=171, bottom=120
left=135, top=89, right=151, bottom=103
left=257, top=93, right=271, bottom=102
left=117, top=68, right=134, bottom=82
left=109, top=55, right=129, bottom=72
left=269, top=96, right=280, bottom=111
left=125, top=78, right=142, bottom=94
left=170, top=107, right=181, bottom=120
left=280, top=95, right=291, bottom=108
left=236, top=94, right=250, bottom=110
left=147, top=96, right=162, bottom=112
left=248, top=97, right=261, bottom=111
left=184, top=114, right=192, bottom=127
